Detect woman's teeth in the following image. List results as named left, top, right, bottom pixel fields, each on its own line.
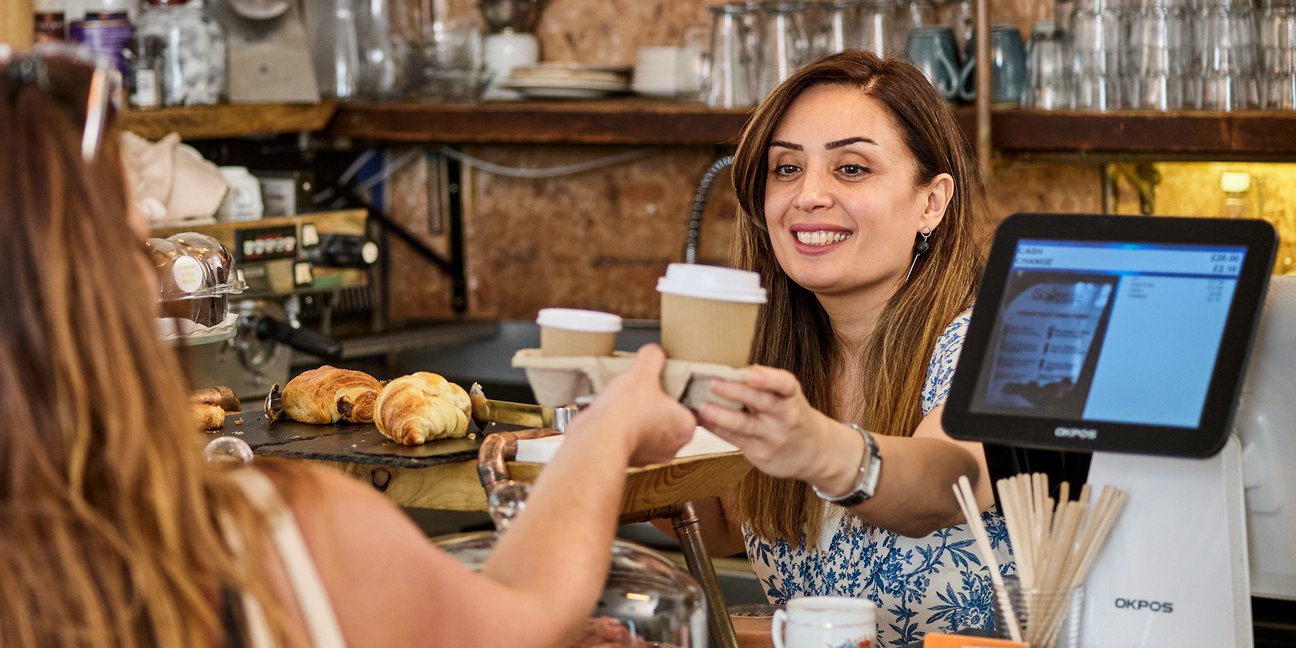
left=794, top=231, right=852, bottom=246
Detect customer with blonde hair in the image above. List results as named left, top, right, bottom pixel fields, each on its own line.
left=0, top=45, right=695, bottom=647
left=693, top=50, right=1013, bottom=645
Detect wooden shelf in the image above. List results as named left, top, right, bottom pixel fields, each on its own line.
left=989, top=110, right=1296, bottom=158
left=329, top=100, right=1296, bottom=159
left=120, top=101, right=339, bottom=140
left=329, top=99, right=752, bottom=146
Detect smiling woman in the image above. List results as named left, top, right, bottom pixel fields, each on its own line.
left=687, top=50, right=1012, bottom=646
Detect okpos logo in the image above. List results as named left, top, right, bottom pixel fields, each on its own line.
left=1054, top=426, right=1099, bottom=440
left=1114, top=598, right=1175, bottom=613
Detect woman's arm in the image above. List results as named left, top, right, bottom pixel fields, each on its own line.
left=699, top=367, right=992, bottom=539
left=283, top=345, right=697, bottom=647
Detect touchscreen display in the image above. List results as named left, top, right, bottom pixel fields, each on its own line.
left=970, top=240, right=1245, bottom=429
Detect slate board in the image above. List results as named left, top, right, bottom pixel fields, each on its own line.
left=209, top=410, right=486, bottom=468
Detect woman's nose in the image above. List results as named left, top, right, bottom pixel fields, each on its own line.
left=794, top=170, right=834, bottom=211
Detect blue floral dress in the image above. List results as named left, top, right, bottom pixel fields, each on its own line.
left=744, top=309, right=1016, bottom=647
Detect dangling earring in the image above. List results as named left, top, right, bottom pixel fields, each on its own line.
left=904, top=227, right=934, bottom=283
left=915, top=227, right=933, bottom=256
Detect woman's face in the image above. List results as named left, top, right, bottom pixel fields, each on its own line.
left=763, top=84, right=951, bottom=299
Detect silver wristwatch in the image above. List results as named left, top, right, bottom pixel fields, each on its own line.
left=812, top=423, right=882, bottom=507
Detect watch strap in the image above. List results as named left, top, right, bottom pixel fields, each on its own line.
left=813, top=423, right=882, bottom=507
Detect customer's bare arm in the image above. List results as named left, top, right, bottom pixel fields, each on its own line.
left=285, top=345, right=696, bottom=647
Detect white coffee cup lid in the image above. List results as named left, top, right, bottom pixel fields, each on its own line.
left=536, top=308, right=623, bottom=333
left=656, top=263, right=768, bottom=304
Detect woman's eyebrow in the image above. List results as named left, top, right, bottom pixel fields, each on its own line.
left=825, top=136, right=878, bottom=150
left=769, top=140, right=803, bottom=151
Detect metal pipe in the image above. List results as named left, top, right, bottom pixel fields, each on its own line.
left=975, top=0, right=992, bottom=180
left=684, top=155, right=736, bottom=264
left=673, top=501, right=739, bottom=648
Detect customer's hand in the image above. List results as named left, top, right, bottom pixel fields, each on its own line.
left=576, top=345, right=696, bottom=467
left=698, top=366, right=861, bottom=491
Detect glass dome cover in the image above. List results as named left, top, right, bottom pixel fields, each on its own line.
left=434, top=482, right=707, bottom=647
left=147, top=232, right=246, bottom=343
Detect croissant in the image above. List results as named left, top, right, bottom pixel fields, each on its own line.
left=374, top=372, right=472, bottom=445
left=193, top=402, right=226, bottom=431
left=282, top=366, right=382, bottom=424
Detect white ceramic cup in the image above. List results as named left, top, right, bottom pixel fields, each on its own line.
left=483, top=31, right=539, bottom=101
left=536, top=308, right=622, bottom=356
left=771, top=596, right=878, bottom=648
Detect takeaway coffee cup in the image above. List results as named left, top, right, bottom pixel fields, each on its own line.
left=772, top=596, right=878, bottom=648
left=656, top=264, right=767, bottom=366
left=536, top=308, right=622, bottom=356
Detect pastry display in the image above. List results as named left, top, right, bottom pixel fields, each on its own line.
left=282, top=366, right=382, bottom=424
left=373, top=372, right=472, bottom=445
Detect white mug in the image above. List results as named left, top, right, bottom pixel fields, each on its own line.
left=772, top=596, right=878, bottom=648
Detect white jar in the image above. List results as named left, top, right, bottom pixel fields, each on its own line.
left=136, top=0, right=227, bottom=106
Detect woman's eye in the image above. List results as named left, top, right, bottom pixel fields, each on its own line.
left=772, top=164, right=801, bottom=178
left=837, top=164, right=869, bottom=178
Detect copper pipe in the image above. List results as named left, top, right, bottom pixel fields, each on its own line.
left=475, top=428, right=560, bottom=495
left=975, top=0, right=992, bottom=180
left=673, top=501, right=739, bottom=648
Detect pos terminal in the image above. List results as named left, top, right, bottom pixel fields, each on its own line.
left=942, top=213, right=1277, bottom=648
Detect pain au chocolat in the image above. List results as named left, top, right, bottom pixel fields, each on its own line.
left=281, top=366, right=382, bottom=424
left=373, top=372, right=472, bottom=445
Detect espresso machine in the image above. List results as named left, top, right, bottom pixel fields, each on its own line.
left=153, top=209, right=379, bottom=400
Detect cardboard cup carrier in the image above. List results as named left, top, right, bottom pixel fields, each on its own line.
left=657, top=264, right=767, bottom=366
left=537, top=308, right=622, bottom=356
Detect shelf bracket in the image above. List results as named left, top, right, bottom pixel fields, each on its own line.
left=1104, top=162, right=1161, bottom=215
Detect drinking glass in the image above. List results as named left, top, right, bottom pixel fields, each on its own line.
left=1259, top=0, right=1296, bottom=108
left=820, top=0, right=864, bottom=56
left=894, top=0, right=938, bottom=57
left=1070, top=0, right=1124, bottom=109
left=1024, top=21, right=1073, bottom=108
left=757, top=1, right=812, bottom=99
left=706, top=2, right=760, bottom=108
left=306, top=0, right=362, bottom=99
left=1124, top=0, right=1193, bottom=110
left=1196, top=0, right=1261, bottom=110
left=994, top=578, right=1085, bottom=648
left=859, top=0, right=897, bottom=57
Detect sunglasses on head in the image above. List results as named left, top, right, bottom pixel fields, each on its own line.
left=1, top=42, right=124, bottom=163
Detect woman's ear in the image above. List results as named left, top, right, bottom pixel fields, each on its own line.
left=920, top=173, right=954, bottom=232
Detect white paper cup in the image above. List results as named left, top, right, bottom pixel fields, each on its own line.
left=657, top=263, right=766, bottom=366
left=536, top=308, right=622, bottom=356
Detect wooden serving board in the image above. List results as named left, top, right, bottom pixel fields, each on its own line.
left=212, top=410, right=484, bottom=468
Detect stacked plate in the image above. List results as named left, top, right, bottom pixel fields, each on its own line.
left=501, top=63, right=632, bottom=99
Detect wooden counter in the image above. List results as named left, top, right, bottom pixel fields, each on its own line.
left=311, top=451, right=752, bottom=515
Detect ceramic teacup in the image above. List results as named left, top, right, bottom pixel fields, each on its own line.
left=957, top=24, right=1027, bottom=105
left=771, top=596, right=878, bottom=648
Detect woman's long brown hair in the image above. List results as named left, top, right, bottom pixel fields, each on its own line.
left=730, top=51, right=989, bottom=543
left=0, top=60, right=304, bottom=646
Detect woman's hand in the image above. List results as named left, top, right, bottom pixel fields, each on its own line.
left=575, top=344, right=697, bottom=467
left=697, top=366, right=863, bottom=495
